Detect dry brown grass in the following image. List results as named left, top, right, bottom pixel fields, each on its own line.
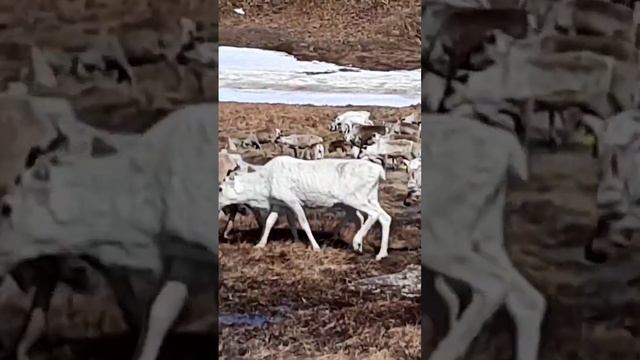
left=219, top=243, right=420, bottom=359
left=219, top=102, right=420, bottom=358
left=219, top=0, right=420, bottom=70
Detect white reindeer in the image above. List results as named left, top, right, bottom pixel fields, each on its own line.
left=329, top=110, right=374, bottom=132
left=423, top=114, right=545, bottom=360
left=218, top=156, right=392, bottom=260
left=300, top=143, right=326, bottom=160
left=0, top=103, right=220, bottom=360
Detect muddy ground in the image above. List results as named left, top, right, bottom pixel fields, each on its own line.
left=219, top=0, right=420, bottom=71
left=218, top=103, right=421, bottom=359
left=424, top=145, right=640, bottom=359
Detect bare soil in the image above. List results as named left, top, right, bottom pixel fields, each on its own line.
left=218, top=102, right=421, bottom=358
left=219, top=0, right=421, bottom=71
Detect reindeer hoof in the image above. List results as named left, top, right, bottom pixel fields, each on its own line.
left=353, top=239, right=363, bottom=253
left=255, top=243, right=267, bottom=248
left=312, top=245, right=321, bottom=251
left=375, top=252, right=388, bottom=261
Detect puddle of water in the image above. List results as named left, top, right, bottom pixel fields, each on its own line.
left=219, top=313, right=281, bottom=328
left=219, top=305, right=291, bottom=328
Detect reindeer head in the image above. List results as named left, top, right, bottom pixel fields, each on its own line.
left=218, top=170, right=251, bottom=211
left=1, top=155, right=58, bottom=234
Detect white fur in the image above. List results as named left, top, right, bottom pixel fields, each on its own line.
left=219, top=156, right=392, bottom=260
left=304, top=143, right=325, bottom=160
left=330, top=110, right=374, bottom=132
left=405, top=158, right=421, bottom=193
left=423, top=115, right=545, bottom=360
left=402, top=157, right=421, bottom=207
left=0, top=103, right=219, bottom=360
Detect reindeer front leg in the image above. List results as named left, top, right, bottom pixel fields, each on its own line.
left=221, top=206, right=238, bottom=240
left=135, top=281, right=188, bottom=360
left=12, top=262, right=60, bottom=360
left=16, top=308, right=46, bottom=360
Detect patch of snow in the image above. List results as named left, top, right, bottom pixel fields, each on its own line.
left=219, top=46, right=420, bottom=107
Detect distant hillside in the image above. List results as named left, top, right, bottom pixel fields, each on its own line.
left=219, top=0, right=421, bottom=71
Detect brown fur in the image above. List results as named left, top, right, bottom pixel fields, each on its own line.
left=391, top=121, right=420, bottom=137
left=327, top=139, right=351, bottom=154
left=350, top=125, right=387, bottom=147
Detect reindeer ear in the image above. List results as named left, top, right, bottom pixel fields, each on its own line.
left=402, top=159, right=410, bottom=171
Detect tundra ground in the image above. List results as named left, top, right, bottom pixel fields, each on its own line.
left=219, top=0, right=420, bottom=71
left=218, top=103, right=421, bottom=359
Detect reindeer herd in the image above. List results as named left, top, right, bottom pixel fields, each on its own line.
left=423, top=0, right=640, bottom=359
left=218, top=108, right=422, bottom=260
